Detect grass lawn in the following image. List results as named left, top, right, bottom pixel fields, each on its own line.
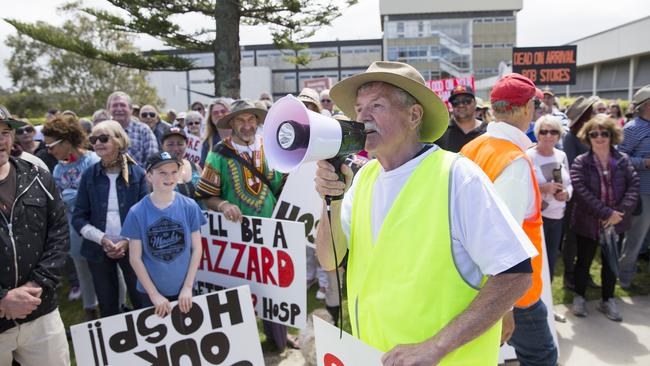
left=56, top=255, right=649, bottom=364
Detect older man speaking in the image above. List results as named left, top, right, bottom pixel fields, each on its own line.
left=314, top=61, right=537, bottom=365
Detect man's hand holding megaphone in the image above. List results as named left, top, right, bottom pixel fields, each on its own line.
left=314, top=160, right=354, bottom=200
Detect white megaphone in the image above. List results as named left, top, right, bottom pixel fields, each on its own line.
left=263, top=94, right=366, bottom=200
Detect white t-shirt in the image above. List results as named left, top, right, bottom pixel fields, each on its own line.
left=105, top=173, right=122, bottom=237
left=526, top=148, right=573, bottom=220
left=340, top=146, right=538, bottom=288
left=487, top=122, right=537, bottom=225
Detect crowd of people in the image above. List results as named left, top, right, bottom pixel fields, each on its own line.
left=0, top=60, right=649, bottom=365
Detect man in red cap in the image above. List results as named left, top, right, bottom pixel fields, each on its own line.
left=462, top=73, right=557, bottom=366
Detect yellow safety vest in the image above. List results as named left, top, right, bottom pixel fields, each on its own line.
left=347, top=149, right=501, bottom=365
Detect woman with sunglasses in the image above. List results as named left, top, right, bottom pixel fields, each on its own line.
left=41, top=114, right=101, bottom=319
left=200, top=98, right=231, bottom=166
left=526, top=115, right=572, bottom=282
left=570, top=115, right=639, bottom=321
left=185, top=111, right=203, bottom=137
left=72, top=120, right=147, bottom=317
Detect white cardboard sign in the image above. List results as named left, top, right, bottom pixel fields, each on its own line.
left=197, top=212, right=307, bottom=328
left=272, top=162, right=322, bottom=249
left=314, top=316, right=384, bottom=366
left=184, top=133, right=202, bottom=165
left=71, top=286, right=263, bottom=366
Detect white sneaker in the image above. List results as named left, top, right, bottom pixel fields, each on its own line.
left=315, top=288, right=326, bottom=300
left=572, top=295, right=587, bottom=317
left=68, top=286, right=81, bottom=301
left=597, top=298, right=622, bottom=322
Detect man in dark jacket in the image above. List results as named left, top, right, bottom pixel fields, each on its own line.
left=0, top=105, right=70, bottom=365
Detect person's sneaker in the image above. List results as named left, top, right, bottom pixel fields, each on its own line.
left=554, top=312, right=566, bottom=323
left=68, top=286, right=81, bottom=301
left=597, top=298, right=623, bottom=322
left=315, top=287, right=326, bottom=300
left=572, top=295, right=588, bottom=317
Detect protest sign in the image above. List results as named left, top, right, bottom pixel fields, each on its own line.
left=314, top=316, right=384, bottom=366
left=272, top=162, right=322, bottom=249
left=197, top=212, right=307, bottom=328
left=512, top=46, right=577, bottom=85
left=427, top=76, right=475, bottom=111
left=71, top=286, right=263, bottom=366
left=184, top=133, right=202, bottom=165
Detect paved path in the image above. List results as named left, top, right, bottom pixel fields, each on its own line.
left=265, top=296, right=650, bottom=366
left=554, top=296, right=650, bottom=365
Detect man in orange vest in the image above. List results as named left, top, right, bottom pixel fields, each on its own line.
left=462, top=74, right=558, bottom=366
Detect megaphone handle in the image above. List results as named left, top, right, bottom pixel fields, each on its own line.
left=325, top=157, right=346, bottom=203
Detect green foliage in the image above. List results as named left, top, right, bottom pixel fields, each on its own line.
left=3, top=16, right=163, bottom=118
left=4, top=0, right=358, bottom=98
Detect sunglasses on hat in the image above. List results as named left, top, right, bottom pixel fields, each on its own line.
left=89, top=134, right=111, bottom=145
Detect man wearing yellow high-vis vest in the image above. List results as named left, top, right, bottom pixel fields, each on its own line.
left=314, top=61, right=538, bottom=366
left=462, top=74, right=558, bottom=366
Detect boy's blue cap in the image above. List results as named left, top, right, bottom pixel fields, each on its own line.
left=146, top=151, right=181, bottom=172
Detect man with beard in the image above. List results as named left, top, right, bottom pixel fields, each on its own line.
left=0, top=105, right=70, bottom=365
left=195, top=100, right=297, bottom=350
left=435, top=86, right=487, bottom=152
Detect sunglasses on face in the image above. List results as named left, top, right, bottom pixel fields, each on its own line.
left=588, top=130, right=611, bottom=139
left=186, top=121, right=200, bottom=126
left=16, top=126, right=35, bottom=135
left=140, top=112, right=157, bottom=118
left=89, top=134, right=111, bottom=145
left=45, top=139, right=63, bottom=150
left=451, top=97, right=473, bottom=107
left=192, top=107, right=204, bottom=112
left=321, top=99, right=332, bottom=103
left=539, top=129, right=560, bottom=136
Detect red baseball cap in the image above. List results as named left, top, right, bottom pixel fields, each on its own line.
left=490, top=73, right=537, bottom=106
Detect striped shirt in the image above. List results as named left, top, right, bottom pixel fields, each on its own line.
left=124, top=118, right=159, bottom=167
left=618, top=116, right=650, bottom=193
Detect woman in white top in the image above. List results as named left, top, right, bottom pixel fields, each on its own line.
left=72, top=120, right=149, bottom=316
left=527, top=115, right=573, bottom=280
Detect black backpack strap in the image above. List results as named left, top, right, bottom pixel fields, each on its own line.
left=213, top=144, right=274, bottom=190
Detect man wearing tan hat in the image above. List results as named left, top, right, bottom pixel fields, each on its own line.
left=195, top=100, right=297, bottom=350
left=462, top=73, right=557, bottom=366
left=618, top=84, right=650, bottom=289
left=314, top=62, right=536, bottom=365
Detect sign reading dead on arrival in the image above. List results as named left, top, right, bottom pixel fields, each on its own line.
left=71, top=286, right=263, bottom=366
left=197, top=212, right=307, bottom=329
left=512, top=46, right=577, bottom=85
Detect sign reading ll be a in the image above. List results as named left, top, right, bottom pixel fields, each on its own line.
left=512, top=46, right=577, bottom=85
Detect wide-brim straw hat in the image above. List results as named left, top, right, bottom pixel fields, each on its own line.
left=216, top=99, right=267, bottom=129
left=566, top=96, right=599, bottom=127
left=297, top=87, right=322, bottom=112
left=330, top=61, right=448, bottom=142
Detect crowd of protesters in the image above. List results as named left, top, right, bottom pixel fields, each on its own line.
left=1, top=65, right=650, bottom=365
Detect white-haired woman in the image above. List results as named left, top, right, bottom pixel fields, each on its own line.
left=526, top=115, right=573, bottom=279
left=72, top=120, right=148, bottom=317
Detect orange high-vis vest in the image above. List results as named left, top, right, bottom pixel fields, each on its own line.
left=461, top=134, right=543, bottom=307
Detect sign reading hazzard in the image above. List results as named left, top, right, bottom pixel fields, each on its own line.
left=512, top=46, right=577, bottom=85
left=197, top=212, right=307, bottom=328
left=70, top=286, right=263, bottom=366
